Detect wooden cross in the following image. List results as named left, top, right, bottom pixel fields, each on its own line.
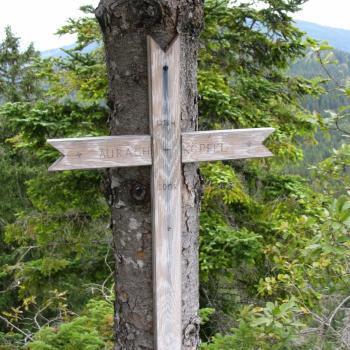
left=48, top=37, right=274, bottom=350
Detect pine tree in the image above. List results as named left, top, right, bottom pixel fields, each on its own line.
left=0, top=26, right=41, bottom=103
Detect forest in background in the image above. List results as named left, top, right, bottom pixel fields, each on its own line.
left=290, top=48, right=350, bottom=168
left=1, top=0, right=350, bottom=349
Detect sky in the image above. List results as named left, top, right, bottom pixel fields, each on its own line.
left=0, top=0, right=350, bottom=51
left=0, top=0, right=100, bottom=51
left=294, top=0, right=350, bottom=30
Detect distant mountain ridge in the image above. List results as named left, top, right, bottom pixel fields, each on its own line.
left=41, top=43, right=98, bottom=58
left=41, top=44, right=74, bottom=58
left=41, top=21, right=350, bottom=57
left=296, top=20, right=350, bottom=53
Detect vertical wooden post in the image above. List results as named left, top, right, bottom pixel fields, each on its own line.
left=148, top=36, right=182, bottom=349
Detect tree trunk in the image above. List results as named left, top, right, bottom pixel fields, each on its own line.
left=95, top=1, right=204, bottom=349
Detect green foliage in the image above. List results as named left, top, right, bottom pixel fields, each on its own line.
left=199, top=0, right=322, bottom=162
left=311, top=143, right=350, bottom=194
left=289, top=45, right=350, bottom=171
left=202, top=299, right=303, bottom=350
left=200, top=209, right=262, bottom=279
left=0, top=10, right=111, bottom=349
left=25, top=299, right=113, bottom=350
left=290, top=48, right=350, bottom=114
left=198, top=1, right=350, bottom=349
left=0, top=331, right=23, bottom=350
left=199, top=308, right=216, bottom=325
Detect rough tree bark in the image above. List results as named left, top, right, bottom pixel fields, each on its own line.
left=95, top=1, right=204, bottom=349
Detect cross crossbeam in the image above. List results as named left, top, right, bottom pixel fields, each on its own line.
left=48, top=128, right=273, bottom=171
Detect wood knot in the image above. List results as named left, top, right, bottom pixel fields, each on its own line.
left=131, top=183, right=147, bottom=202
left=183, top=316, right=200, bottom=347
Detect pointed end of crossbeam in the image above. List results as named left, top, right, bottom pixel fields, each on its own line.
left=261, top=127, right=275, bottom=158
left=257, top=127, right=275, bottom=139
left=261, top=148, right=274, bottom=158
left=48, top=156, right=65, bottom=172
left=47, top=139, right=60, bottom=149
left=182, top=127, right=277, bottom=163
left=265, top=127, right=275, bottom=134
left=47, top=139, right=66, bottom=172
left=264, top=127, right=275, bottom=137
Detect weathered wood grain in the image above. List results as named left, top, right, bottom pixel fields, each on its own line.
left=182, top=128, right=274, bottom=163
left=48, top=128, right=275, bottom=172
left=47, top=135, right=152, bottom=171
left=48, top=128, right=275, bottom=171
left=148, top=36, right=182, bottom=350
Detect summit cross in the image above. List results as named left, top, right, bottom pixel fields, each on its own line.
left=48, top=36, right=274, bottom=350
